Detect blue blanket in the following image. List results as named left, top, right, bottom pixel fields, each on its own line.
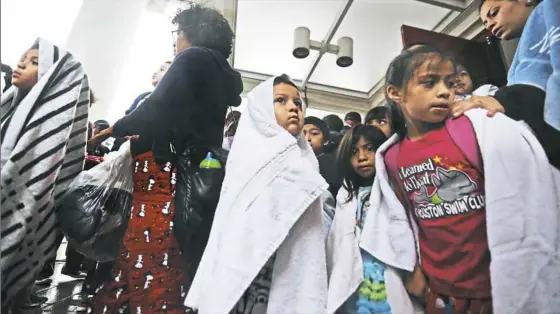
left=508, top=0, right=560, bottom=131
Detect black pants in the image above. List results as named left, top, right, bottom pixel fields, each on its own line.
left=38, top=232, right=65, bottom=279
left=64, top=246, right=87, bottom=272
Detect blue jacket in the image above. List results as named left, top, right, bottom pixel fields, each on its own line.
left=508, top=0, right=560, bottom=131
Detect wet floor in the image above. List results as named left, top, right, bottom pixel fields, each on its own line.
left=19, top=241, right=88, bottom=314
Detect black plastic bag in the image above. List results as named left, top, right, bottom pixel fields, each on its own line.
left=173, top=145, right=228, bottom=280
left=56, top=142, right=133, bottom=262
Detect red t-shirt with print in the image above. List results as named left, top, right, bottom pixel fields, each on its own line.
left=395, top=126, right=491, bottom=298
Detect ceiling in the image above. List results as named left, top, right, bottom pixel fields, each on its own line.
left=233, top=0, right=459, bottom=95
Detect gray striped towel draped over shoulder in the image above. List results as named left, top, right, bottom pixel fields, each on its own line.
left=0, top=38, right=90, bottom=305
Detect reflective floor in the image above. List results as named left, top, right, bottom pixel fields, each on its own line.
left=20, top=241, right=88, bottom=314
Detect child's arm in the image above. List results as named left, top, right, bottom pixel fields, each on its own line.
left=404, top=265, right=427, bottom=302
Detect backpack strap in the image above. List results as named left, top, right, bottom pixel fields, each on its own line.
left=445, top=116, right=484, bottom=174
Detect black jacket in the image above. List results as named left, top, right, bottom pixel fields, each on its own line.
left=318, top=153, right=340, bottom=198
left=112, top=47, right=243, bottom=159
left=494, top=84, right=560, bottom=169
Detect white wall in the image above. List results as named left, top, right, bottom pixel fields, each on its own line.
left=65, top=0, right=151, bottom=122
left=1, top=0, right=83, bottom=67
left=1, top=0, right=235, bottom=123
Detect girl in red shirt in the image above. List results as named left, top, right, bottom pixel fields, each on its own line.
left=384, top=46, right=492, bottom=314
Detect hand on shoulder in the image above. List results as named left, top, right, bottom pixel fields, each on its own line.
left=451, top=96, right=505, bottom=119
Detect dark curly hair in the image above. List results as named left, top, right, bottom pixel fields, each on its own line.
left=172, top=1, right=234, bottom=58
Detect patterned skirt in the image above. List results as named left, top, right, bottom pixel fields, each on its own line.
left=89, top=151, right=189, bottom=314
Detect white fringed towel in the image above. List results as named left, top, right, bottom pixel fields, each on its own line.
left=185, top=76, right=329, bottom=314
left=365, top=109, right=560, bottom=314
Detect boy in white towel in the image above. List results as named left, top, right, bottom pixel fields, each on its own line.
left=185, top=74, right=330, bottom=314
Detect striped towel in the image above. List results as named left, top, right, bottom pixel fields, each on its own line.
left=0, top=38, right=90, bottom=305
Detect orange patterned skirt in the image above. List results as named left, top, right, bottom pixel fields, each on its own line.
left=89, top=151, right=189, bottom=313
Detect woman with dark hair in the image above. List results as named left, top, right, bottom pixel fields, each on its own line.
left=86, top=2, right=243, bottom=313
left=453, top=0, right=559, bottom=169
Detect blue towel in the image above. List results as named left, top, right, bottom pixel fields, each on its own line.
left=507, top=0, right=560, bottom=131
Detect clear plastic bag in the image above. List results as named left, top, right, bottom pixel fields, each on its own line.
left=56, top=141, right=133, bottom=262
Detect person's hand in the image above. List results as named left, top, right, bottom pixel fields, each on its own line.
left=87, top=126, right=113, bottom=151
left=451, top=96, right=505, bottom=118
left=405, top=265, right=427, bottom=299
left=125, top=135, right=139, bottom=141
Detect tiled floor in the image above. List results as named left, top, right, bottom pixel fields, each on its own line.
left=19, top=241, right=89, bottom=314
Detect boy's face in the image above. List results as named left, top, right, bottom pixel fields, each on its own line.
left=12, top=48, right=39, bottom=90
left=367, top=116, right=393, bottom=138
left=479, top=0, right=534, bottom=40
left=273, top=83, right=304, bottom=137
left=152, top=62, right=171, bottom=87
left=303, top=124, right=325, bottom=154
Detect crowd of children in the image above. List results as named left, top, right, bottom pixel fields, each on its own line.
left=1, top=0, right=559, bottom=313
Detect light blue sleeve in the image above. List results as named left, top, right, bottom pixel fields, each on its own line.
left=508, top=0, right=560, bottom=131
left=543, top=0, right=560, bottom=131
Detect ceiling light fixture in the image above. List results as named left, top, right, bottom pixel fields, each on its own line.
left=293, top=26, right=353, bottom=67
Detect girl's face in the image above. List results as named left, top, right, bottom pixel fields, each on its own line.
left=389, top=58, right=456, bottom=131
left=454, top=68, right=473, bottom=96
left=273, top=83, right=304, bottom=136
left=12, top=48, right=39, bottom=90
left=479, top=0, right=535, bottom=40
left=152, top=62, right=171, bottom=87
left=351, top=137, right=376, bottom=179
left=367, top=116, right=392, bottom=138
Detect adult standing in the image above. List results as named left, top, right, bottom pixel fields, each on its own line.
left=87, top=3, right=243, bottom=313
left=453, top=0, right=559, bottom=169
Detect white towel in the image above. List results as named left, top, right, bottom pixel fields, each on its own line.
left=185, top=76, right=329, bottom=314
left=1, top=38, right=90, bottom=305
left=366, top=109, right=560, bottom=313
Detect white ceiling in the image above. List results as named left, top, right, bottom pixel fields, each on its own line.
left=233, top=0, right=458, bottom=93
left=234, top=0, right=344, bottom=80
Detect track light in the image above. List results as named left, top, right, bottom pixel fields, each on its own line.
left=293, top=27, right=353, bottom=67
